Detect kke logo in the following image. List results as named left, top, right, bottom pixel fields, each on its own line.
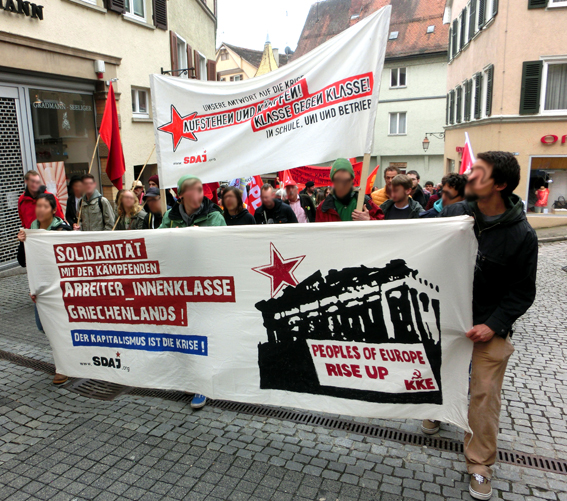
left=404, top=368, right=435, bottom=391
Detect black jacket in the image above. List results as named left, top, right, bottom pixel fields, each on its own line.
left=224, top=208, right=256, bottom=226
left=283, top=194, right=316, bottom=222
left=254, top=198, right=298, bottom=224
left=411, top=185, right=429, bottom=208
left=18, top=220, right=72, bottom=268
left=440, top=195, right=538, bottom=336
left=143, top=211, right=163, bottom=229
left=380, top=198, right=423, bottom=219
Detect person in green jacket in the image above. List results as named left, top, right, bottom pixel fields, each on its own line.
left=159, top=175, right=226, bottom=229
left=114, top=190, right=147, bottom=230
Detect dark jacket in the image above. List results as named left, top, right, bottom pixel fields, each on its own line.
left=254, top=198, right=298, bottom=224
left=315, top=192, right=383, bottom=223
left=18, top=217, right=72, bottom=267
left=224, top=208, right=256, bottom=226
left=115, top=210, right=147, bottom=230
left=143, top=211, right=163, bottom=229
left=440, top=195, right=538, bottom=336
left=284, top=194, right=316, bottom=222
left=159, top=197, right=226, bottom=228
left=380, top=198, right=423, bottom=219
left=411, top=185, right=429, bottom=208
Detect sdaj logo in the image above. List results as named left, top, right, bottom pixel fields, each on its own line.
left=92, top=352, right=122, bottom=369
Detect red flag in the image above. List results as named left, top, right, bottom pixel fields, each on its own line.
left=365, top=165, right=379, bottom=195
left=459, top=132, right=475, bottom=175
left=203, top=182, right=220, bottom=204
left=278, top=170, right=294, bottom=189
left=246, top=176, right=263, bottom=216
left=99, top=83, right=126, bottom=190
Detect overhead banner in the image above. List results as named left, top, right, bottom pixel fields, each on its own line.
left=25, top=217, right=476, bottom=430
left=282, top=163, right=363, bottom=188
left=150, top=6, right=391, bottom=187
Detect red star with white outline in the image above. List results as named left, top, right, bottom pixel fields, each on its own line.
left=252, top=243, right=305, bottom=298
left=157, top=105, right=198, bottom=151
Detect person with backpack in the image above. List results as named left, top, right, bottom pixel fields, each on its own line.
left=17, top=193, right=72, bottom=385
left=65, top=175, right=83, bottom=227
left=73, top=174, right=115, bottom=231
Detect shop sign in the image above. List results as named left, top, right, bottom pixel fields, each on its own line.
left=1, top=0, right=44, bottom=20
left=541, top=134, right=567, bottom=145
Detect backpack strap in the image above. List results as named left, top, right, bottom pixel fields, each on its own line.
left=98, top=198, right=106, bottom=228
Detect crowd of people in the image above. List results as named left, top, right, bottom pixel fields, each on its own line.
left=15, top=151, right=538, bottom=500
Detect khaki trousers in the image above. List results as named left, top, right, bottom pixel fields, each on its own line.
left=464, top=334, right=514, bottom=479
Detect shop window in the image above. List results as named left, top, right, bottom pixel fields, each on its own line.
left=131, top=88, right=149, bottom=118
left=124, top=0, right=144, bottom=20
left=544, top=62, right=567, bottom=111
left=28, top=89, right=99, bottom=208
left=390, top=67, right=406, bottom=88
left=389, top=112, right=407, bottom=135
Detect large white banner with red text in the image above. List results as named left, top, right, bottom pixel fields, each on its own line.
left=150, top=7, right=391, bottom=187
left=25, top=217, right=477, bottom=431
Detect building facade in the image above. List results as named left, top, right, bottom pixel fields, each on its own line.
left=0, top=0, right=217, bottom=266
left=292, top=0, right=449, bottom=189
left=215, top=42, right=291, bottom=82
left=444, top=0, right=567, bottom=224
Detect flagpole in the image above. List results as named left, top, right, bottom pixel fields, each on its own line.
left=76, top=134, right=101, bottom=227
left=355, top=153, right=372, bottom=211
left=131, top=145, right=156, bottom=190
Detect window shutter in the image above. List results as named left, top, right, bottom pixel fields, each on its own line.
left=447, top=27, right=452, bottom=62
left=469, top=0, right=477, bottom=37
left=186, top=44, right=193, bottom=77
left=449, top=90, right=455, bottom=124
left=519, top=60, right=543, bottom=115
left=485, top=64, right=494, bottom=117
left=460, top=12, right=466, bottom=49
left=456, top=86, right=462, bottom=123
left=528, top=0, right=548, bottom=8
left=194, top=50, right=201, bottom=80
left=106, top=0, right=124, bottom=14
left=170, top=31, right=179, bottom=76
left=474, top=72, right=483, bottom=119
left=152, top=0, right=167, bottom=29
left=446, top=93, right=450, bottom=125
left=464, top=80, right=471, bottom=121
left=452, top=19, right=458, bottom=57
left=207, top=60, right=217, bottom=81
left=492, top=0, right=499, bottom=17
left=478, top=0, right=486, bottom=28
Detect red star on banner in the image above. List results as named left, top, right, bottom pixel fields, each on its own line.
left=157, top=105, right=198, bottom=151
left=252, top=243, right=305, bottom=298
left=116, top=352, right=120, bottom=357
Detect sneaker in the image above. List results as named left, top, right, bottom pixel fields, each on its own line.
left=421, top=419, right=440, bottom=435
left=52, top=373, right=68, bottom=385
left=469, top=474, right=492, bottom=500
left=190, top=394, right=207, bottom=409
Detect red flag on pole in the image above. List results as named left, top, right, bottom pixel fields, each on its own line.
left=99, top=83, right=126, bottom=190
left=246, top=175, right=263, bottom=215
left=365, top=165, right=379, bottom=195
left=459, top=132, right=475, bottom=175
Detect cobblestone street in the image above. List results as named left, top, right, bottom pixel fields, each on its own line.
left=0, top=241, right=566, bottom=501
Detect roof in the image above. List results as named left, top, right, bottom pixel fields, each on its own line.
left=292, top=0, right=448, bottom=61
left=222, top=43, right=291, bottom=69
left=255, top=42, right=280, bottom=77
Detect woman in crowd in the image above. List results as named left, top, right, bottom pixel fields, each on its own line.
left=65, top=175, right=83, bottom=226
left=315, top=189, right=326, bottom=207
left=17, top=193, right=71, bottom=385
left=114, top=190, right=147, bottom=230
left=159, top=175, right=225, bottom=229
left=222, top=186, right=255, bottom=226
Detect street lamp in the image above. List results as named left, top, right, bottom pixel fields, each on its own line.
left=422, top=132, right=445, bottom=152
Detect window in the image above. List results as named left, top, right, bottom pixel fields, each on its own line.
left=230, top=75, right=242, bottom=82
left=544, top=63, right=567, bottom=111
left=390, top=68, right=406, bottom=88
left=427, top=25, right=435, bottom=33
left=389, top=31, right=399, bottom=40
left=131, top=88, right=149, bottom=118
left=196, top=52, right=207, bottom=81
left=124, top=0, right=144, bottom=19
left=174, top=36, right=188, bottom=78
left=220, top=51, right=229, bottom=61
left=389, top=112, right=407, bottom=135
left=549, top=0, right=567, bottom=7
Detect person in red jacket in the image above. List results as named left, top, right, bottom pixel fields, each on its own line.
left=315, top=158, right=384, bottom=222
left=18, top=171, right=65, bottom=229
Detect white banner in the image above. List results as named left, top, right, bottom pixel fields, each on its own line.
left=25, top=218, right=476, bottom=431
left=151, top=6, right=391, bottom=187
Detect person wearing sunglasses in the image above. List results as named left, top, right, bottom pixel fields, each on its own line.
left=420, top=173, right=467, bottom=218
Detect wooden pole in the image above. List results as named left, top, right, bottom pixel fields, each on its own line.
left=76, top=135, right=101, bottom=227
left=159, top=189, right=167, bottom=215
left=111, top=217, right=120, bottom=231
left=356, top=153, right=372, bottom=211
left=132, top=145, right=156, bottom=190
